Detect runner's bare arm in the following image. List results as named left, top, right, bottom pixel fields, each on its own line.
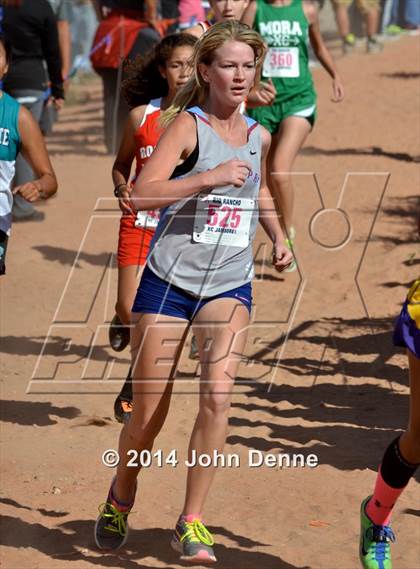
left=304, top=1, right=344, bottom=102
left=258, top=127, right=284, bottom=244
left=241, top=0, right=257, bottom=28
left=247, top=79, right=276, bottom=108
left=13, top=106, right=57, bottom=202
left=258, top=127, right=293, bottom=271
left=144, top=0, right=159, bottom=30
left=241, top=3, right=275, bottom=108
left=185, top=24, right=206, bottom=38
left=131, top=112, right=251, bottom=210
left=112, top=107, right=145, bottom=186
left=58, top=19, right=71, bottom=86
left=112, top=106, right=146, bottom=213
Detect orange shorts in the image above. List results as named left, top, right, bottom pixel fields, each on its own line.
left=117, top=213, right=155, bottom=268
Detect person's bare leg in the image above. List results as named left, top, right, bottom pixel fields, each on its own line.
left=116, top=265, right=144, bottom=325
left=113, top=265, right=145, bottom=412
left=334, top=4, right=351, bottom=38
left=182, top=299, right=250, bottom=515
left=113, top=312, right=189, bottom=502
left=399, top=351, right=420, bottom=463
left=365, top=7, right=380, bottom=38
left=268, top=116, right=311, bottom=235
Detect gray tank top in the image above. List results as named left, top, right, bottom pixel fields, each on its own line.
left=147, top=106, right=262, bottom=298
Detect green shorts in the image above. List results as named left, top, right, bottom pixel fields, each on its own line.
left=247, top=92, right=317, bottom=135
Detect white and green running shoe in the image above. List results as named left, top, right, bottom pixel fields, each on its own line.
left=343, top=33, right=356, bottom=55
left=367, top=36, right=383, bottom=54
left=171, top=516, right=216, bottom=564
left=359, top=496, right=395, bottom=569
left=385, top=24, right=403, bottom=37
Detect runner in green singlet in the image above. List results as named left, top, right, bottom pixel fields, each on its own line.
left=243, top=0, right=344, bottom=270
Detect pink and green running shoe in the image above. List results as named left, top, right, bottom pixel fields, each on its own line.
left=171, top=516, right=216, bottom=564
left=360, top=496, right=395, bottom=569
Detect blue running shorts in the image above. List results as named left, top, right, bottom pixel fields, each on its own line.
left=393, top=279, right=420, bottom=358
left=132, top=265, right=252, bottom=321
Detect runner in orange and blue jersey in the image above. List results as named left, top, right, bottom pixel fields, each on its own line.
left=109, top=33, right=197, bottom=421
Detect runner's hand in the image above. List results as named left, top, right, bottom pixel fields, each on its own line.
left=116, top=187, right=134, bottom=214
left=331, top=77, right=344, bottom=102
left=247, top=79, right=276, bottom=107
left=13, top=182, right=43, bottom=202
left=146, top=18, right=164, bottom=36
left=208, top=159, right=252, bottom=188
left=272, top=243, right=293, bottom=272
left=52, top=97, right=65, bottom=111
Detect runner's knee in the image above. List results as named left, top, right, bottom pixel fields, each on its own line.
left=269, top=170, right=292, bottom=188
left=199, top=391, right=231, bottom=422
left=115, top=300, right=132, bottom=325
left=401, top=430, right=420, bottom=463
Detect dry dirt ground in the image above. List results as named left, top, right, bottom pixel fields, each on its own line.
left=1, top=36, right=419, bottom=569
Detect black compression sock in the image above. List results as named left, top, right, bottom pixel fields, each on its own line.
left=380, top=436, right=420, bottom=489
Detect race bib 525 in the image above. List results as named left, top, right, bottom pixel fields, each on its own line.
left=193, top=194, right=255, bottom=248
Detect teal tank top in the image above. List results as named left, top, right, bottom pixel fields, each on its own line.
left=0, top=92, right=21, bottom=234
left=254, top=0, right=315, bottom=103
